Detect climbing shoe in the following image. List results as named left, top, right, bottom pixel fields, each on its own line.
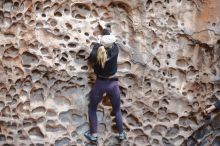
left=119, top=131, right=127, bottom=141
left=84, top=131, right=98, bottom=143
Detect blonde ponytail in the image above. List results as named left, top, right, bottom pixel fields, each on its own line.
left=97, top=46, right=107, bottom=68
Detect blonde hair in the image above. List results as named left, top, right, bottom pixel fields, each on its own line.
left=97, top=46, right=107, bottom=68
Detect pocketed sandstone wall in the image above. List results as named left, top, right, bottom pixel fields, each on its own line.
left=0, top=0, right=220, bottom=146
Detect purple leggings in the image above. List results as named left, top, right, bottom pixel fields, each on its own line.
left=88, top=78, right=123, bottom=134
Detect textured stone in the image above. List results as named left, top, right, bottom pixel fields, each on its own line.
left=0, top=0, right=220, bottom=145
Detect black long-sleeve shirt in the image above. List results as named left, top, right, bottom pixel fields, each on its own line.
left=88, top=43, right=119, bottom=77
left=214, top=100, right=220, bottom=110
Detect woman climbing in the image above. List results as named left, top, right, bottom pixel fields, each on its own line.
left=84, top=28, right=127, bottom=143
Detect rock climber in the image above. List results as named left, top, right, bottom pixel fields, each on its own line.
left=84, top=27, right=127, bottom=143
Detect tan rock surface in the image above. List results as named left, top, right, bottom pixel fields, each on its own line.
left=0, top=0, right=220, bottom=145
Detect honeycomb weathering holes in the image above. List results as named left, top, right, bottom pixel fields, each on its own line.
left=0, top=0, right=220, bottom=145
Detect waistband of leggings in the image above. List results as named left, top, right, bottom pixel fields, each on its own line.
left=97, top=76, right=118, bottom=81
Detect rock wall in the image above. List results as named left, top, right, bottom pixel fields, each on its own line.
left=0, top=0, right=220, bottom=146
